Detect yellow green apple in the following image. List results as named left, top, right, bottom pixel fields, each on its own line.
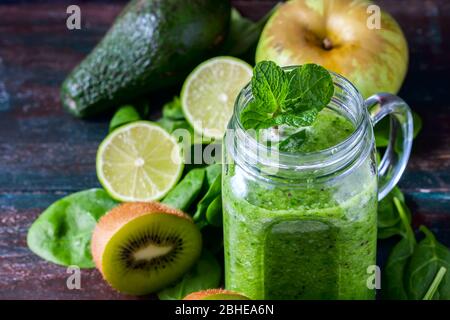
left=256, top=0, right=408, bottom=98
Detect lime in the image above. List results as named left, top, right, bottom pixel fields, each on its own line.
left=96, top=121, right=183, bottom=202
left=181, top=56, right=253, bottom=140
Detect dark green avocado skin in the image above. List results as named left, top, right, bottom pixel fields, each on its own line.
left=61, top=0, right=230, bottom=118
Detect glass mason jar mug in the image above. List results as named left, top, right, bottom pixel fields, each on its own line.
left=222, top=68, right=413, bottom=300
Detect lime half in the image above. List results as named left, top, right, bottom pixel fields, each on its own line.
left=96, top=121, right=183, bottom=202
left=181, top=56, right=253, bottom=140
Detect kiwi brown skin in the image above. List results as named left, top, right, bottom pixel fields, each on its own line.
left=184, top=289, right=251, bottom=300
left=91, top=202, right=201, bottom=295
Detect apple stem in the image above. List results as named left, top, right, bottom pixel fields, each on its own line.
left=322, top=38, right=333, bottom=51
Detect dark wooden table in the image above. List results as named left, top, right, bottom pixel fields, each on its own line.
left=0, top=0, right=449, bottom=300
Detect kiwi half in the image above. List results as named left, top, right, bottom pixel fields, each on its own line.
left=91, top=202, right=202, bottom=295
left=184, top=289, right=251, bottom=300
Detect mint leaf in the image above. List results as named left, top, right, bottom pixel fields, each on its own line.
left=251, top=61, right=288, bottom=113
left=240, top=61, right=334, bottom=150
left=240, top=100, right=272, bottom=130
left=283, top=64, right=334, bottom=112
left=260, top=109, right=318, bottom=128
left=279, top=130, right=307, bottom=153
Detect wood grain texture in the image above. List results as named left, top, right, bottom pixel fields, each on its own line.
left=0, top=0, right=449, bottom=299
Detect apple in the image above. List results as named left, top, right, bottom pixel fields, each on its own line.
left=256, top=0, right=408, bottom=98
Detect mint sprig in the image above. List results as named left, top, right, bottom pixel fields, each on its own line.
left=240, top=61, right=334, bottom=151
left=283, top=64, right=334, bottom=112
left=251, top=61, right=288, bottom=112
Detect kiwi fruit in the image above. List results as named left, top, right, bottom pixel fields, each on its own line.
left=184, top=289, right=251, bottom=300
left=91, top=202, right=202, bottom=295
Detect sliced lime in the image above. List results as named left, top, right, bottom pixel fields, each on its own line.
left=96, top=121, right=183, bottom=202
left=181, top=56, right=253, bottom=140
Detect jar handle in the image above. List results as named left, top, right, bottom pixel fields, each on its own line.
left=365, top=93, right=414, bottom=201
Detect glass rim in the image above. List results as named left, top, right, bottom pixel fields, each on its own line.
left=229, top=66, right=371, bottom=173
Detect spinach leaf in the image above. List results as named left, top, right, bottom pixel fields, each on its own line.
left=162, top=96, right=185, bottom=120
left=162, top=168, right=206, bottom=212
left=382, top=197, right=416, bottom=299
left=377, top=187, right=412, bottom=239
left=221, top=6, right=278, bottom=61
left=157, top=250, right=221, bottom=300
left=193, top=173, right=222, bottom=225
left=206, top=195, right=223, bottom=227
left=109, top=105, right=141, bottom=132
left=205, top=163, right=222, bottom=187
left=383, top=236, right=415, bottom=299
left=405, top=226, right=450, bottom=300
left=382, top=198, right=450, bottom=300
left=27, top=189, right=118, bottom=268
left=157, top=118, right=192, bottom=135
left=375, top=111, right=422, bottom=148
left=423, top=267, right=447, bottom=300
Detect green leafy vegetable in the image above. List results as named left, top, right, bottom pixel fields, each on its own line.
left=240, top=61, right=334, bottom=150
left=283, top=64, right=334, bottom=112
left=383, top=236, right=415, bottom=299
left=157, top=250, right=221, bottom=300
left=375, top=111, right=422, bottom=148
left=423, top=267, right=447, bottom=300
left=157, top=118, right=192, bottom=135
left=221, top=6, right=278, bottom=61
left=251, top=61, right=288, bottom=112
left=406, top=226, right=450, bottom=300
left=194, top=173, right=222, bottom=225
left=377, top=187, right=412, bottom=239
left=266, top=110, right=319, bottom=129
left=278, top=130, right=307, bottom=153
left=162, top=96, right=185, bottom=120
left=412, top=112, right=423, bottom=138
left=205, top=163, right=222, bottom=187
left=206, top=195, right=223, bottom=227
left=27, top=189, right=118, bottom=268
left=239, top=100, right=272, bottom=130
left=162, top=168, right=206, bottom=212
left=157, top=96, right=193, bottom=134
left=382, top=197, right=416, bottom=299
left=382, top=198, right=450, bottom=300
left=109, top=105, right=141, bottom=132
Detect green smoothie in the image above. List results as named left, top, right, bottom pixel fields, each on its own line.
left=223, top=108, right=378, bottom=299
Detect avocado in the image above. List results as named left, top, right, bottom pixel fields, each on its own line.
left=61, top=0, right=230, bottom=118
